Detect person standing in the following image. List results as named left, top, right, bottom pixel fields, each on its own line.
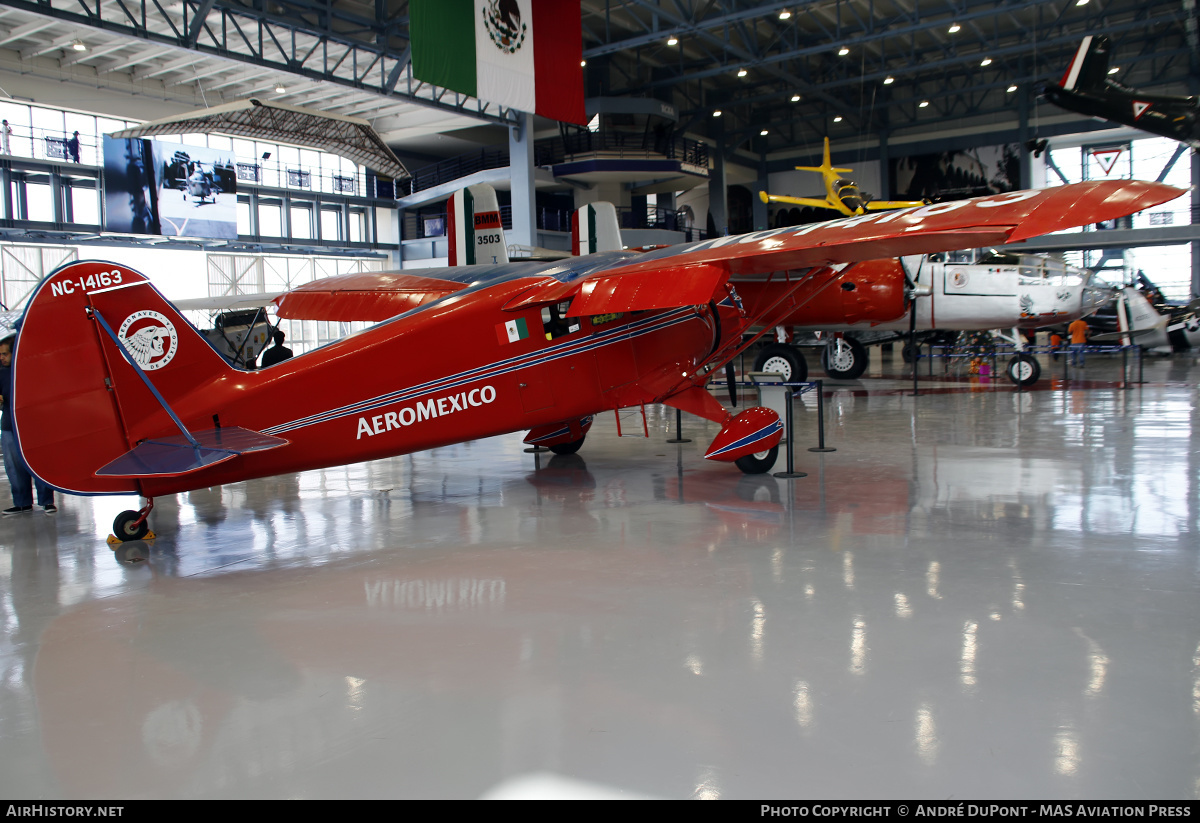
left=1, top=120, right=12, bottom=156
left=66, top=131, right=80, bottom=163
left=1067, top=317, right=1089, bottom=367
left=258, top=329, right=294, bottom=368
left=0, top=338, right=55, bottom=515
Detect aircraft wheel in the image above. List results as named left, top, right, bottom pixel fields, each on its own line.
left=821, top=337, right=869, bottom=379
left=735, top=445, right=779, bottom=475
left=902, top=343, right=921, bottom=363
left=549, top=436, right=585, bottom=456
left=113, top=510, right=150, bottom=542
left=753, top=344, right=807, bottom=382
left=1006, top=354, right=1041, bottom=387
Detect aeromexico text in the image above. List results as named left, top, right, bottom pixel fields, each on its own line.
left=356, top=386, right=497, bottom=439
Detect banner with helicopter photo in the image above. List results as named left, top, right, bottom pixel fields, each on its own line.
left=102, top=137, right=238, bottom=239
left=890, top=143, right=1020, bottom=202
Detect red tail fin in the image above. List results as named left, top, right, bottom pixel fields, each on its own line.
left=13, top=260, right=236, bottom=494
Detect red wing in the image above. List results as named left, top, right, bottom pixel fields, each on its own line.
left=274, top=272, right=467, bottom=322
left=507, top=180, right=1181, bottom=317
left=597, top=180, right=1182, bottom=279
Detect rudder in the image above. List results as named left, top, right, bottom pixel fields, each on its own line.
left=13, top=260, right=237, bottom=494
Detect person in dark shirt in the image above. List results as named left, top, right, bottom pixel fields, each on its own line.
left=258, top=329, right=294, bottom=368
left=0, top=337, right=55, bottom=515
left=66, top=131, right=80, bottom=163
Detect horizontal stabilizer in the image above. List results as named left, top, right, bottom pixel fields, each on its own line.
left=96, top=427, right=288, bottom=478
left=275, top=272, right=466, bottom=321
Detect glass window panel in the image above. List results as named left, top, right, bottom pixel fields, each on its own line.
left=290, top=206, right=312, bottom=239
left=25, top=182, right=55, bottom=221
left=279, top=146, right=299, bottom=166
left=348, top=209, right=364, bottom=242
left=0, top=102, right=30, bottom=158
left=320, top=209, right=341, bottom=242
left=237, top=200, right=252, bottom=235
left=158, top=134, right=181, bottom=143
left=208, top=134, right=233, bottom=151
left=69, top=182, right=99, bottom=225
left=182, top=133, right=208, bottom=147
left=232, top=138, right=255, bottom=159
left=96, top=117, right=124, bottom=137
left=259, top=203, right=283, bottom=237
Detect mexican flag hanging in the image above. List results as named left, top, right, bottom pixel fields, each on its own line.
left=411, top=0, right=586, bottom=125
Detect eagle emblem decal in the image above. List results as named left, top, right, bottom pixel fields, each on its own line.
left=118, top=310, right=178, bottom=371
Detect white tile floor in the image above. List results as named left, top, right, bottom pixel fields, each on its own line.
left=1, top=351, right=1198, bottom=799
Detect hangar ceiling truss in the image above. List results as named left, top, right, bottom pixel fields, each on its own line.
left=578, top=0, right=1198, bottom=154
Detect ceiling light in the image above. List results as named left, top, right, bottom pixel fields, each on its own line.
left=1007, top=84, right=1018, bottom=92
left=737, top=68, right=748, bottom=77
left=580, top=60, right=587, bottom=67
left=838, top=46, right=850, bottom=56
left=980, top=57, right=992, bottom=67
left=948, top=23, right=961, bottom=33
left=71, top=40, right=86, bottom=52
left=833, top=115, right=843, bottom=122
left=274, top=83, right=285, bottom=93
left=667, top=36, right=678, bottom=46
left=918, top=100, right=929, bottom=108
left=883, top=76, right=895, bottom=85
left=713, top=110, right=722, bottom=117
left=1108, top=66, right=1119, bottom=74
left=760, top=129, right=769, bottom=136
left=779, top=10, right=792, bottom=19
left=1076, top=0, right=1089, bottom=5
left=791, top=94, right=801, bottom=102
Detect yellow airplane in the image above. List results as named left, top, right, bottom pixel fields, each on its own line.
left=759, top=137, right=926, bottom=216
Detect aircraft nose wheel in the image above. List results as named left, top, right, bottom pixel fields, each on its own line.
left=1006, top=353, right=1041, bottom=386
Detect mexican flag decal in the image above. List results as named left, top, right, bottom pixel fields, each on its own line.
left=496, top=316, right=530, bottom=344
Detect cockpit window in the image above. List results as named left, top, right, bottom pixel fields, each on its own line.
left=541, top=301, right=581, bottom=340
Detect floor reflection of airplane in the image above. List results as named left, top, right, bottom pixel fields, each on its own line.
left=742, top=247, right=1112, bottom=385
left=11, top=180, right=1177, bottom=541
left=758, top=137, right=926, bottom=218
left=1045, top=35, right=1200, bottom=150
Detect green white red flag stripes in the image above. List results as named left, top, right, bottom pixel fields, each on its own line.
left=411, top=0, right=586, bottom=125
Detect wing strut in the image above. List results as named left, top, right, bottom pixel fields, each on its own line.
left=691, top=264, right=853, bottom=389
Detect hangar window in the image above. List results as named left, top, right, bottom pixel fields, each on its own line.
left=541, top=301, right=580, bottom=340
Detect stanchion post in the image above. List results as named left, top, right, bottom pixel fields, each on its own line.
left=1137, top=345, right=1145, bottom=384
left=666, top=407, right=691, bottom=444
left=809, top=379, right=836, bottom=453
left=1122, top=346, right=1129, bottom=389
left=774, top=388, right=807, bottom=478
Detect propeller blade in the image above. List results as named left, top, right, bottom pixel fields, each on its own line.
left=726, top=362, right=738, bottom=407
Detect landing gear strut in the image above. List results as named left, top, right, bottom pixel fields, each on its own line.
left=113, top=499, right=154, bottom=542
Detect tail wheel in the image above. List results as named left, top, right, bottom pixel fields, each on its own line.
left=549, top=436, right=585, bottom=456
left=753, top=344, right=808, bottom=382
left=902, top=343, right=921, bottom=363
left=1006, top=354, right=1041, bottom=386
left=113, top=510, right=150, bottom=542
left=735, top=445, right=779, bottom=474
left=821, top=337, right=869, bottom=379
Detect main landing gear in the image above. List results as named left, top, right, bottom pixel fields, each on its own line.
left=735, top=445, right=779, bottom=474
left=112, top=499, right=154, bottom=542
left=548, top=436, right=585, bottom=455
